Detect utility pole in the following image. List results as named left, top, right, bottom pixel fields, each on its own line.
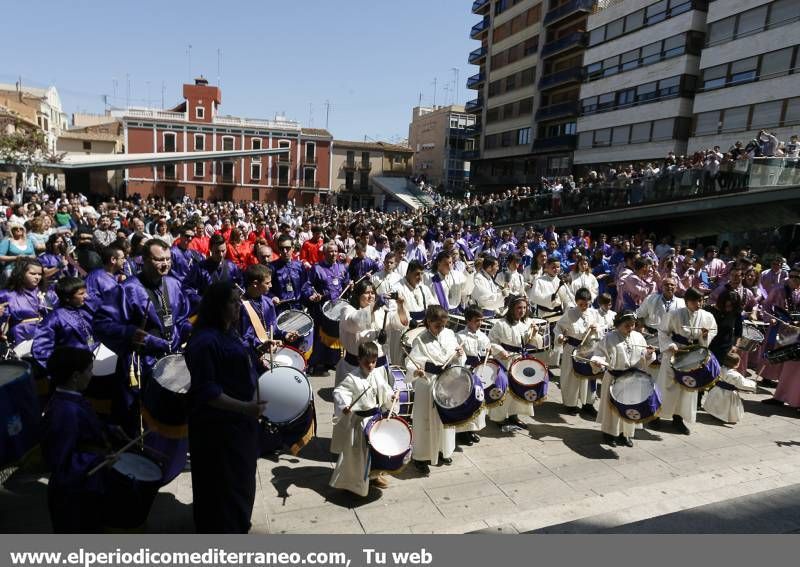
left=145, top=81, right=151, bottom=107
left=126, top=74, right=130, bottom=107
left=432, top=78, right=438, bottom=107
left=161, top=81, right=166, bottom=108
left=187, top=44, right=193, bottom=79
left=217, top=48, right=222, bottom=87
left=324, top=100, right=331, bottom=130
left=451, top=67, right=460, bottom=105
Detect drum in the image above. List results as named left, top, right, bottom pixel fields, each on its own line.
left=571, top=337, right=603, bottom=378
left=104, top=452, right=162, bottom=530
left=388, top=366, right=414, bottom=420
left=0, top=361, right=39, bottom=467
left=738, top=323, right=765, bottom=352
left=766, top=343, right=800, bottom=364
left=270, top=345, right=307, bottom=372
left=670, top=346, right=721, bottom=391
left=609, top=370, right=662, bottom=423
left=364, top=415, right=413, bottom=473
left=472, top=359, right=508, bottom=407
left=275, top=309, right=314, bottom=358
left=642, top=331, right=661, bottom=365
left=257, top=366, right=315, bottom=456
left=400, top=327, right=427, bottom=354
left=508, top=356, right=549, bottom=404
left=92, top=343, right=118, bottom=376
left=432, top=366, right=484, bottom=426
left=12, top=339, right=33, bottom=359
left=526, top=318, right=551, bottom=351
left=142, top=354, right=190, bottom=438
left=479, top=317, right=501, bottom=335
left=446, top=314, right=467, bottom=333
left=321, top=299, right=350, bottom=338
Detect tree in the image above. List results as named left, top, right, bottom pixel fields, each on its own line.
left=0, top=117, right=63, bottom=202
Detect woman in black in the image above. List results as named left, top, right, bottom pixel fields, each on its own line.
left=704, top=289, right=743, bottom=407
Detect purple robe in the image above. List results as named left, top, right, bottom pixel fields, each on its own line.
left=32, top=306, right=95, bottom=369
left=170, top=246, right=203, bottom=283
left=270, top=259, right=305, bottom=312
left=302, top=261, right=349, bottom=368
left=183, top=258, right=243, bottom=311
left=4, top=288, right=54, bottom=345
left=84, top=269, right=119, bottom=316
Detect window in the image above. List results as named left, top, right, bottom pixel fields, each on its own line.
left=521, top=67, right=536, bottom=86
left=589, top=27, right=605, bottom=46
left=612, top=125, right=630, bottom=146
left=195, top=106, right=205, bottom=119
left=651, top=119, right=673, bottom=141
left=658, top=76, right=680, bottom=97
left=164, top=164, right=176, bottom=179
left=578, top=132, right=593, bottom=149
left=751, top=101, right=783, bottom=128
left=630, top=122, right=651, bottom=143
left=345, top=171, right=354, bottom=189
left=582, top=96, right=597, bottom=114
left=278, top=165, right=290, bottom=186
left=625, top=9, right=645, bottom=32
left=737, top=6, right=768, bottom=37
left=194, top=133, right=205, bottom=151
left=593, top=128, right=611, bottom=147
left=564, top=122, right=576, bottom=135
left=645, top=0, right=667, bottom=24
left=602, top=55, right=620, bottom=77
left=721, top=107, right=748, bottom=132
left=195, top=186, right=204, bottom=199
left=82, top=141, right=91, bottom=151
left=641, top=42, right=661, bottom=65
left=194, top=162, right=204, bottom=177
left=618, top=88, right=636, bottom=106
left=636, top=82, right=657, bottom=102
left=702, top=65, right=727, bottom=90
left=501, top=131, right=513, bottom=147
left=506, top=75, right=516, bottom=91
left=517, top=127, right=531, bottom=145
left=785, top=97, right=800, bottom=125
left=222, top=136, right=234, bottom=151
left=252, top=189, right=260, bottom=202
left=597, top=92, right=615, bottom=111
left=518, top=98, right=534, bottom=115
left=708, top=17, right=734, bottom=45
left=251, top=138, right=262, bottom=162
left=586, top=61, right=602, bottom=80
left=605, top=18, right=624, bottom=40
left=769, top=0, right=793, bottom=26
left=621, top=50, right=638, bottom=72
left=695, top=111, right=720, bottom=135
left=730, top=57, right=758, bottom=85
left=523, top=36, right=538, bottom=56
left=663, top=34, right=684, bottom=57
left=251, top=163, right=261, bottom=180
left=761, top=47, right=794, bottom=79
left=163, top=132, right=176, bottom=152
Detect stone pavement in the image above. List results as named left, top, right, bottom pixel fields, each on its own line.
left=2, top=368, right=800, bottom=534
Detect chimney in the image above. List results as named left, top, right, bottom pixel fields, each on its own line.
left=195, top=76, right=209, bottom=86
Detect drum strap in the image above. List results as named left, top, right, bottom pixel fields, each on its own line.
left=565, top=336, right=582, bottom=347
left=242, top=300, right=269, bottom=343
left=424, top=362, right=444, bottom=374
left=609, top=367, right=636, bottom=377
left=715, top=381, right=736, bottom=391
left=465, top=355, right=481, bottom=366
left=671, top=333, right=697, bottom=346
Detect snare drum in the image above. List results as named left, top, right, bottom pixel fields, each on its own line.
left=258, top=366, right=315, bottom=456
left=527, top=318, right=551, bottom=351
left=472, top=359, right=508, bottom=407
left=276, top=309, right=314, bottom=358
left=142, top=354, right=190, bottom=438
left=104, top=453, right=162, bottom=530
left=571, top=338, right=603, bottom=378
left=670, top=346, right=721, bottom=391
left=84, top=344, right=118, bottom=417
left=12, top=340, right=33, bottom=360
left=738, top=323, right=765, bottom=353
left=508, top=356, right=549, bottom=405
left=446, top=314, right=467, bottom=333
left=92, top=343, right=118, bottom=377
left=321, top=299, right=350, bottom=339
left=270, top=345, right=307, bottom=371
left=400, top=327, right=427, bottom=354
left=609, top=370, right=662, bottom=423
left=432, top=366, right=484, bottom=426
left=365, top=415, right=412, bottom=473
left=388, top=366, right=414, bottom=420
left=643, top=332, right=661, bottom=365
left=0, top=361, right=39, bottom=467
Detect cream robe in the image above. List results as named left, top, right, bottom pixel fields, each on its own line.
left=423, top=269, right=468, bottom=311
left=371, top=269, right=403, bottom=298
left=554, top=307, right=603, bottom=408
left=487, top=318, right=543, bottom=420
left=569, top=272, right=600, bottom=302
left=591, top=330, right=654, bottom=437
left=702, top=367, right=756, bottom=423
left=499, top=269, right=526, bottom=297
left=635, top=294, right=684, bottom=379
left=387, top=280, right=435, bottom=366
left=455, top=328, right=500, bottom=433
left=530, top=273, right=572, bottom=318
left=329, top=367, right=395, bottom=496
left=335, top=306, right=406, bottom=386
left=657, top=307, right=718, bottom=422
left=470, top=271, right=506, bottom=313
left=405, top=328, right=465, bottom=464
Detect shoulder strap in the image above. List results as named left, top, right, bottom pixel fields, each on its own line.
left=242, top=299, right=269, bottom=343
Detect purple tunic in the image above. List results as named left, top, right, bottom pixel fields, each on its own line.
left=84, top=269, right=119, bottom=316
left=32, top=306, right=95, bottom=369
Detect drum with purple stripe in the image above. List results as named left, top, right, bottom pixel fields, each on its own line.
left=670, top=346, right=721, bottom=391
left=472, top=359, right=508, bottom=407
left=508, top=356, right=549, bottom=405
left=609, top=370, right=662, bottom=423
left=432, top=366, right=484, bottom=425
left=364, top=415, right=412, bottom=473
left=387, top=366, right=414, bottom=421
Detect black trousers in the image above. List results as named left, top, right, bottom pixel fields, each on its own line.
left=48, top=484, right=104, bottom=533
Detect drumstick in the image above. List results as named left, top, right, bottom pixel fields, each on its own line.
left=573, top=355, right=609, bottom=369
left=269, top=326, right=274, bottom=369
left=578, top=326, right=594, bottom=348
left=346, top=384, right=373, bottom=413
left=482, top=345, right=491, bottom=367
left=87, top=430, right=151, bottom=477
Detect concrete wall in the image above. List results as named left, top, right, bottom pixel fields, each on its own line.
left=580, top=55, right=700, bottom=99
left=574, top=138, right=686, bottom=164
left=692, top=75, right=800, bottom=115
left=706, top=0, right=771, bottom=24
left=578, top=97, right=693, bottom=131
left=699, top=21, right=800, bottom=69
left=688, top=126, right=799, bottom=154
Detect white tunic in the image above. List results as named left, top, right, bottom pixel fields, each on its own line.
left=656, top=307, right=718, bottom=422
left=423, top=269, right=468, bottom=311
left=569, top=272, right=600, bottom=302
left=455, top=328, right=498, bottom=433
left=470, top=271, right=505, bottom=313
left=529, top=274, right=571, bottom=318
left=523, top=265, right=543, bottom=288
left=591, top=330, right=654, bottom=437
left=371, top=269, right=402, bottom=298
left=387, top=280, right=435, bottom=365
left=335, top=306, right=406, bottom=385
left=702, top=367, right=756, bottom=423
left=635, top=294, right=685, bottom=332
left=554, top=307, right=603, bottom=408
left=499, top=269, right=526, bottom=297
left=405, top=328, right=465, bottom=464
left=486, top=318, right=542, bottom=420
left=329, top=367, right=395, bottom=496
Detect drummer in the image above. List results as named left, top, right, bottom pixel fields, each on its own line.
left=487, top=294, right=541, bottom=429
left=635, top=277, right=684, bottom=378
left=269, top=236, right=306, bottom=313
left=652, top=287, right=718, bottom=435
left=590, top=311, right=655, bottom=447
left=470, top=255, right=506, bottom=317
left=330, top=341, right=397, bottom=497
left=405, top=305, right=466, bottom=475
left=390, top=260, right=436, bottom=365
left=335, top=280, right=409, bottom=386
left=183, top=234, right=243, bottom=313
left=555, top=288, right=603, bottom=418
left=424, top=251, right=468, bottom=315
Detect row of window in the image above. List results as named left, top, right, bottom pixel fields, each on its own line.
left=487, top=65, right=536, bottom=97
left=577, top=117, right=691, bottom=149
left=584, top=31, right=704, bottom=82
left=161, top=132, right=303, bottom=159
left=492, top=4, right=542, bottom=43
left=588, top=0, right=703, bottom=47
left=169, top=162, right=316, bottom=185
left=486, top=97, right=535, bottom=124
left=493, top=0, right=526, bottom=17
left=707, top=0, right=795, bottom=47
left=485, top=127, right=532, bottom=149
left=701, top=44, right=800, bottom=92
left=539, top=121, right=576, bottom=139
left=694, top=97, right=800, bottom=136
left=490, top=35, right=539, bottom=71
left=580, top=75, right=696, bottom=115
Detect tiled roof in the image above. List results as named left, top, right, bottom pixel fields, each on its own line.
left=334, top=139, right=413, bottom=153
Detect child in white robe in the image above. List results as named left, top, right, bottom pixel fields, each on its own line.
left=330, top=342, right=396, bottom=497
left=703, top=352, right=756, bottom=423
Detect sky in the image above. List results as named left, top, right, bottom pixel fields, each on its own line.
left=1, top=0, right=477, bottom=143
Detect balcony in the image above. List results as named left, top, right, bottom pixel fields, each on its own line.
left=531, top=134, right=577, bottom=153
left=472, top=0, right=490, bottom=15
left=301, top=180, right=320, bottom=189
left=538, top=66, right=584, bottom=90
left=541, top=31, right=588, bottom=58
left=535, top=100, right=580, bottom=121
left=467, top=72, right=485, bottom=90
left=277, top=153, right=291, bottom=163
left=470, top=17, right=490, bottom=39
left=544, top=0, right=595, bottom=27
left=464, top=124, right=482, bottom=138
left=468, top=46, right=487, bottom=65
left=465, top=98, right=483, bottom=113
left=302, top=155, right=317, bottom=166
left=463, top=149, right=480, bottom=160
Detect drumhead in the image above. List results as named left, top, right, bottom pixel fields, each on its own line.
left=474, top=361, right=499, bottom=389
left=92, top=343, right=118, bottom=376
left=368, top=418, right=412, bottom=457
left=152, top=355, right=191, bottom=394
left=0, top=361, right=30, bottom=386
left=673, top=348, right=707, bottom=371
left=271, top=346, right=306, bottom=371
left=510, top=358, right=547, bottom=385
left=12, top=339, right=33, bottom=359
left=400, top=327, right=427, bottom=351
left=322, top=300, right=350, bottom=321
left=610, top=371, right=654, bottom=406
left=276, top=310, right=314, bottom=336
left=742, top=324, right=764, bottom=341
left=388, top=365, right=406, bottom=388
left=574, top=338, right=600, bottom=359
left=258, top=367, right=312, bottom=424
left=112, top=453, right=162, bottom=482
left=433, top=367, right=473, bottom=409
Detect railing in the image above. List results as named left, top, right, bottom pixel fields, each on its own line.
left=215, top=115, right=301, bottom=130
left=277, top=153, right=292, bottom=163
left=465, top=98, right=483, bottom=113
left=472, top=0, right=490, bottom=14
left=302, top=155, right=317, bottom=165
left=301, top=180, right=320, bottom=189
left=531, top=134, right=577, bottom=151
left=463, top=149, right=481, bottom=160
left=464, top=124, right=482, bottom=137
left=539, top=66, right=584, bottom=90
left=541, top=31, right=588, bottom=58
left=342, top=160, right=358, bottom=170
left=470, top=17, right=490, bottom=39
left=468, top=46, right=487, bottom=64
left=113, top=108, right=186, bottom=121
left=535, top=101, right=580, bottom=121
left=544, top=0, right=596, bottom=26
left=467, top=72, right=485, bottom=89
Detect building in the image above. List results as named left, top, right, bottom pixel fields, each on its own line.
left=408, top=105, right=476, bottom=192
left=331, top=140, right=415, bottom=210
left=0, top=82, right=68, bottom=153
left=112, top=77, right=332, bottom=204
left=687, top=0, right=800, bottom=153
left=466, top=0, right=596, bottom=189
left=574, top=0, right=708, bottom=170
left=57, top=118, right=125, bottom=197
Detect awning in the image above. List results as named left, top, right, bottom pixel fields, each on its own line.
left=372, top=176, right=427, bottom=210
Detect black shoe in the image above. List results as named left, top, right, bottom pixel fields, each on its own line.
left=564, top=406, right=580, bottom=416
left=307, top=365, right=327, bottom=376
left=602, top=433, right=617, bottom=447
left=439, top=455, right=453, bottom=465
left=649, top=417, right=662, bottom=430
left=761, top=397, right=784, bottom=406
left=673, top=416, right=690, bottom=435
left=617, top=434, right=634, bottom=447
left=469, top=432, right=481, bottom=443
left=760, top=379, right=778, bottom=388
left=581, top=404, right=598, bottom=418
left=506, top=415, right=525, bottom=428
left=456, top=432, right=473, bottom=446
left=413, top=460, right=430, bottom=475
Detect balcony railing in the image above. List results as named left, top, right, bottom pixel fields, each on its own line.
left=467, top=72, right=485, bottom=89
left=465, top=98, right=483, bottom=113
left=544, top=0, right=596, bottom=27
left=342, top=160, right=358, bottom=170
left=470, top=17, right=490, bottom=39
left=302, top=155, right=317, bottom=165
left=531, top=134, right=577, bottom=152
left=535, top=100, right=580, bottom=121
left=541, top=31, right=588, bottom=58
left=472, top=0, right=490, bottom=15
left=464, top=124, right=482, bottom=138
left=301, top=180, right=320, bottom=189
left=215, top=115, right=300, bottom=130
left=468, top=46, right=487, bottom=65
left=538, top=66, right=584, bottom=90
left=277, top=153, right=291, bottom=163
left=463, top=149, right=480, bottom=160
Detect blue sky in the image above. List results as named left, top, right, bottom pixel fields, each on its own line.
left=1, top=0, right=476, bottom=142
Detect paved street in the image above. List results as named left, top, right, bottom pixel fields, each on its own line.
left=3, top=368, right=800, bottom=534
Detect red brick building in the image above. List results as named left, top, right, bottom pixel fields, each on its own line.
left=115, top=77, right=332, bottom=204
